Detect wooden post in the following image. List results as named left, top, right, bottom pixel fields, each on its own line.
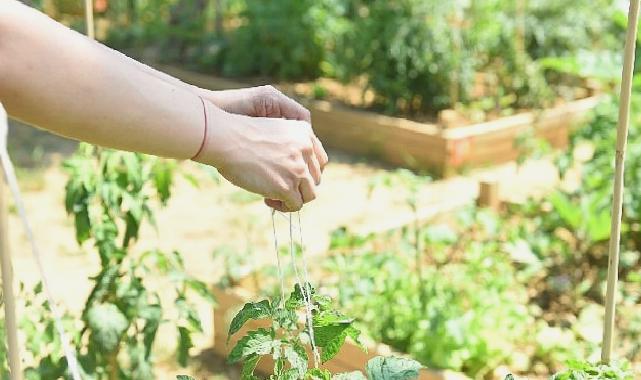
left=85, top=0, right=95, bottom=39
left=601, top=0, right=641, bottom=364
left=477, top=180, right=500, bottom=210
left=0, top=179, right=21, bottom=380
left=0, top=105, right=21, bottom=379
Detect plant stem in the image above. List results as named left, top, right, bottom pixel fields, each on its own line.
left=413, top=207, right=426, bottom=308
left=108, top=350, right=119, bottom=380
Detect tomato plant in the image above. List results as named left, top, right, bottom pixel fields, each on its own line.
left=2, top=144, right=214, bottom=380
left=227, top=283, right=421, bottom=380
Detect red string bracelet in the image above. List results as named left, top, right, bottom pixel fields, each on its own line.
left=191, top=95, right=208, bottom=160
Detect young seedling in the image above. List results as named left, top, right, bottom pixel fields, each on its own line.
left=226, top=283, right=422, bottom=380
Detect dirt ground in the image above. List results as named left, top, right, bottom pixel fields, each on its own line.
left=4, top=120, right=562, bottom=378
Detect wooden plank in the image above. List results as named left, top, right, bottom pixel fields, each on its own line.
left=441, top=96, right=601, bottom=140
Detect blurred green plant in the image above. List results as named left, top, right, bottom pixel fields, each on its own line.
left=0, top=280, right=83, bottom=380
left=220, top=0, right=350, bottom=80
left=61, top=144, right=214, bottom=379
left=506, top=360, right=633, bottom=379
left=339, top=1, right=473, bottom=114
left=324, top=208, right=536, bottom=378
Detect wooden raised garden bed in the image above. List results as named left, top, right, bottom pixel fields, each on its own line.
left=211, top=285, right=470, bottom=380
left=159, top=65, right=601, bottom=177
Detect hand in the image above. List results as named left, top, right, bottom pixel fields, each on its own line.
left=201, top=85, right=311, bottom=121
left=194, top=105, right=328, bottom=212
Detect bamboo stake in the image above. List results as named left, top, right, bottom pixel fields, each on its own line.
left=0, top=105, right=22, bottom=380
left=601, top=0, right=641, bottom=364
left=84, top=0, right=94, bottom=40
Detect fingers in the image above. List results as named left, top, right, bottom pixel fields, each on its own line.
left=265, top=179, right=316, bottom=213
left=265, top=198, right=288, bottom=212
left=281, top=183, right=304, bottom=212
left=282, top=96, right=311, bottom=122
left=299, top=176, right=317, bottom=203
left=312, top=136, right=329, bottom=172
left=254, top=85, right=311, bottom=122
left=305, top=143, right=322, bottom=185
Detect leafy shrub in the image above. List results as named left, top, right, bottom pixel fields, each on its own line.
left=339, top=1, right=473, bottom=114
left=221, top=0, right=349, bottom=80
left=105, top=0, right=177, bottom=49
left=524, top=0, right=621, bottom=60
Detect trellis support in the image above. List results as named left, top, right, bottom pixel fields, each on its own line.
left=601, top=0, right=641, bottom=364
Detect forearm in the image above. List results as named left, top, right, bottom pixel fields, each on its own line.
left=0, top=0, right=205, bottom=159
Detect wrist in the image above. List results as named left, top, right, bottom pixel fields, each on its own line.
left=190, top=101, right=237, bottom=170
left=196, top=88, right=225, bottom=108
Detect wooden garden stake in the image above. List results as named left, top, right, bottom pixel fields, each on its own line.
left=0, top=104, right=22, bottom=380
left=84, top=0, right=95, bottom=40
left=601, top=0, right=641, bottom=364
left=477, top=179, right=500, bottom=211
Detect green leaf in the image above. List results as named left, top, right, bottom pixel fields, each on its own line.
left=228, top=328, right=276, bottom=364
left=273, top=307, right=298, bottom=331
left=313, top=313, right=354, bottom=346
left=152, top=161, right=174, bottom=204
left=141, top=304, right=162, bottom=359
left=241, top=354, right=260, bottom=380
left=285, top=340, right=309, bottom=378
left=307, top=368, right=332, bottom=380
left=345, top=326, right=365, bottom=351
left=549, top=192, right=582, bottom=231
left=186, top=279, right=215, bottom=303
left=319, top=331, right=347, bottom=363
left=286, top=283, right=316, bottom=311
left=182, top=172, right=200, bottom=188
left=74, top=206, right=91, bottom=244
left=586, top=208, right=611, bottom=242
left=86, top=303, right=129, bottom=353
left=176, top=376, right=196, bottom=380
left=286, top=284, right=306, bottom=311
left=281, top=368, right=302, bottom=380
left=366, top=356, right=422, bottom=380
left=228, top=300, right=272, bottom=340
left=123, top=210, right=141, bottom=247
left=314, top=312, right=358, bottom=363
left=178, top=326, right=193, bottom=367
left=332, top=372, right=367, bottom=380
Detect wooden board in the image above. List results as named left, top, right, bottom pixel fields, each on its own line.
left=158, top=64, right=601, bottom=177
left=212, top=287, right=470, bottom=380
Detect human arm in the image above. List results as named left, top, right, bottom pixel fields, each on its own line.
left=0, top=0, right=325, bottom=211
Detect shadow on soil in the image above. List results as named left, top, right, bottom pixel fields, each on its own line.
left=194, top=349, right=241, bottom=380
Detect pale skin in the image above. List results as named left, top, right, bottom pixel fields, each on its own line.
left=0, top=0, right=328, bottom=212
